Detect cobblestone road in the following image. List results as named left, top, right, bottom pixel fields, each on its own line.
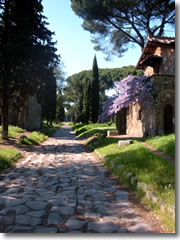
left=0, top=124, right=153, bottom=233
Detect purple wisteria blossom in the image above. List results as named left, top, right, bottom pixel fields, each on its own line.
left=99, top=96, right=116, bottom=122
left=99, top=75, right=154, bottom=122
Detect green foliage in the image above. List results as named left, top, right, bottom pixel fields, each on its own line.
left=71, top=0, right=175, bottom=59
left=0, top=125, right=25, bottom=140
left=40, top=121, right=63, bottom=137
left=0, top=0, right=60, bottom=138
left=91, top=55, right=99, bottom=123
left=86, top=137, right=175, bottom=231
left=19, top=132, right=48, bottom=145
left=146, top=134, right=175, bottom=158
left=73, top=123, right=115, bottom=136
left=56, top=90, right=65, bottom=122
left=82, top=76, right=91, bottom=123
left=0, top=149, right=22, bottom=172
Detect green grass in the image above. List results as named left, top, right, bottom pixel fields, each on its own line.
left=72, top=123, right=116, bottom=138
left=146, top=134, right=175, bottom=158
left=86, top=137, right=175, bottom=232
left=0, top=148, right=22, bottom=172
left=40, top=122, right=63, bottom=137
left=19, top=131, right=48, bottom=145
left=19, top=122, right=64, bottom=145
left=0, top=125, right=25, bottom=140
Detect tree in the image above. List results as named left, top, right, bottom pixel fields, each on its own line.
left=91, top=55, right=99, bottom=123
left=39, top=68, right=57, bottom=126
left=71, top=0, right=175, bottom=59
left=82, top=76, right=91, bottom=124
left=56, top=89, right=65, bottom=122
left=0, top=0, right=59, bottom=138
left=99, top=75, right=154, bottom=122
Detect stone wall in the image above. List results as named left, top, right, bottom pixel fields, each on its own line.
left=18, top=95, right=42, bottom=131
left=153, top=75, right=175, bottom=135
left=158, top=45, right=175, bottom=75
left=125, top=75, right=175, bottom=137
left=126, top=103, right=143, bottom=137
left=144, top=44, right=175, bottom=77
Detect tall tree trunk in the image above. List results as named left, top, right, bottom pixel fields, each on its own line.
left=1, top=0, right=10, bottom=139
left=1, top=75, right=9, bottom=139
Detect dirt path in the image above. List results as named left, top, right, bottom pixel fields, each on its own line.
left=0, top=124, right=167, bottom=233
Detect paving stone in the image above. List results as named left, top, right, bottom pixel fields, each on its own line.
left=48, top=198, right=67, bottom=206
left=84, top=212, right=101, bottom=219
left=0, top=214, right=15, bottom=224
left=5, top=188, right=19, bottom=194
left=16, top=215, right=43, bottom=226
left=26, top=200, right=47, bottom=210
left=117, top=227, right=128, bottom=233
left=96, top=207, right=114, bottom=216
left=58, top=207, right=74, bottom=215
left=5, top=198, right=28, bottom=207
left=48, top=212, right=63, bottom=224
left=65, top=218, right=86, bottom=230
left=0, top=197, right=4, bottom=205
left=127, top=223, right=152, bottom=233
left=87, top=221, right=119, bottom=233
left=27, top=210, right=46, bottom=218
left=115, top=190, right=129, bottom=201
left=11, top=226, right=34, bottom=233
left=35, top=228, right=58, bottom=233
left=16, top=205, right=29, bottom=215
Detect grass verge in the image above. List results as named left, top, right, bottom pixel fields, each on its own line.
left=146, top=134, right=175, bottom=158
left=19, top=131, right=48, bottom=145
left=19, top=122, right=64, bottom=145
left=0, top=148, right=22, bottom=172
left=86, top=136, right=175, bottom=232
left=0, top=125, right=25, bottom=140
left=40, top=122, right=63, bottom=137
left=71, top=122, right=116, bottom=138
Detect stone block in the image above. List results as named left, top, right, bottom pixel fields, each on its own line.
left=118, top=140, right=133, bottom=147
left=107, top=130, right=118, bottom=137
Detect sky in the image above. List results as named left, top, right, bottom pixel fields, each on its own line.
left=42, top=0, right=175, bottom=78
left=42, top=0, right=142, bottom=78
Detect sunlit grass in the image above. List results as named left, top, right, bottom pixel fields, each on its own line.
left=19, top=131, right=48, bottom=145
left=72, top=122, right=116, bottom=137
left=0, top=148, right=22, bottom=172
left=146, top=134, right=175, bottom=158
left=0, top=125, right=25, bottom=140
left=86, top=137, right=175, bottom=232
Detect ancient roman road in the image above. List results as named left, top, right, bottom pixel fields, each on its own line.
left=0, top=124, right=155, bottom=233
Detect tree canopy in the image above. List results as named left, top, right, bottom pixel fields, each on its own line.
left=71, top=0, right=175, bottom=59
left=0, top=0, right=60, bottom=138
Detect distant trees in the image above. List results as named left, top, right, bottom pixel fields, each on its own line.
left=0, top=0, right=60, bottom=138
left=56, top=89, right=65, bottom=122
left=71, top=0, right=175, bottom=59
left=64, top=65, right=142, bottom=123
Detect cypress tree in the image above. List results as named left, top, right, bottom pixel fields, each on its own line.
left=82, top=76, right=91, bottom=124
left=91, top=55, right=99, bottom=123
